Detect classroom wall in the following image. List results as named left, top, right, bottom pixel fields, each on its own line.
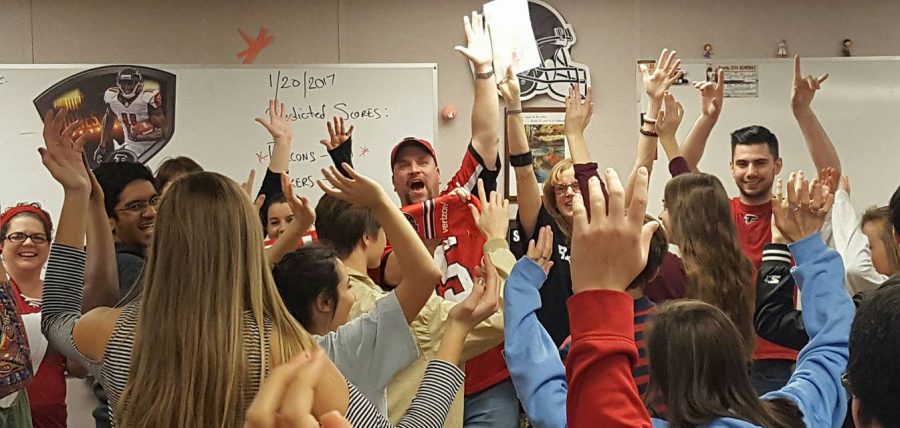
left=3, top=0, right=899, bottom=187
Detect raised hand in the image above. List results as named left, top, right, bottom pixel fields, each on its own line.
left=255, top=99, right=294, bottom=144
left=839, top=175, right=850, bottom=194
left=454, top=11, right=493, bottom=71
left=497, top=67, right=521, bottom=108
left=526, top=225, right=554, bottom=274
left=571, top=168, right=658, bottom=293
left=694, top=67, right=725, bottom=119
left=244, top=349, right=351, bottom=428
left=564, top=84, right=594, bottom=137
left=641, top=49, right=683, bottom=101
left=772, top=171, right=835, bottom=243
left=656, top=92, right=684, bottom=142
left=319, top=116, right=354, bottom=151
left=281, top=173, right=315, bottom=231
left=818, top=167, right=839, bottom=194
left=468, top=179, right=510, bottom=241
left=39, top=109, right=90, bottom=192
left=240, top=169, right=257, bottom=195
left=447, top=256, right=501, bottom=330
left=791, top=55, right=829, bottom=113
left=318, top=163, right=389, bottom=209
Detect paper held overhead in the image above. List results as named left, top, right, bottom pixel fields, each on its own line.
left=483, top=0, right=541, bottom=84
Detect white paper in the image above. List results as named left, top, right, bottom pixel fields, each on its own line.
left=484, top=0, right=541, bottom=84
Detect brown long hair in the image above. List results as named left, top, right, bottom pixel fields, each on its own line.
left=664, top=173, right=755, bottom=359
left=647, top=300, right=803, bottom=427
left=115, top=172, right=314, bottom=427
left=542, top=159, right=574, bottom=239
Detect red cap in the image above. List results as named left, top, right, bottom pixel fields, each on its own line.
left=390, top=137, right=437, bottom=168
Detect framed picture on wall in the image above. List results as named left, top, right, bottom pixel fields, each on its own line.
left=504, top=107, right=569, bottom=201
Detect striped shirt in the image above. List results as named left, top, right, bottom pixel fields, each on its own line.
left=41, top=244, right=464, bottom=427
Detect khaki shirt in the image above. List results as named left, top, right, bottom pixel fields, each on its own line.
left=347, top=238, right=516, bottom=428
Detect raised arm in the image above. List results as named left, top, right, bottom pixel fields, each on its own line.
left=320, top=116, right=355, bottom=177
left=626, top=49, right=683, bottom=202
left=455, top=12, right=500, bottom=167
left=504, top=227, right=568, bottom=428
left=831, top=177, right=886, bottom=293
left=319, top=164, right=442, bottom=324
left=567, top=169, right=656, bottom=427
left=754, top=227, right=807, bottom=351
left=82, top=162, right=121, bottom=311
left=266, top=173, right=316, bottom=266
left=680, top=68, right=724, bottom=171
left=656, top=92, right=685, bottom=164
left=256, top=99, right=293, bottom=174
left=38, top=109, right=113, bottom=368
left=767, top=170, right=851, bottom=428
left=499, top=67, right=541, bottom=238
left=792, top=55, right=841, bottom=175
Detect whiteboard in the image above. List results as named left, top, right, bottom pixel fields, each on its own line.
left=0, top=64, right=437, bottom=218
left=638, top=57, right=900, bottom=217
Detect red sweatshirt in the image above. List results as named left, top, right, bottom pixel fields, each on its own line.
left=566, top=290, right=651, bottom=428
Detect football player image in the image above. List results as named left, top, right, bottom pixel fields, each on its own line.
left=96, top=68, right=168, bottom=163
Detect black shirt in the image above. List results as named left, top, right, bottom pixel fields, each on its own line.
left=511, top=206, right=572, bottom=347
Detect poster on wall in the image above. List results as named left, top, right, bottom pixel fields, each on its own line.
left=504, top=107, right=569, bottom=200
left=33, top=65, right=177, bottom=169
left=716, top=64, right=759, bottom=98
left=516, top=0, right=591, bottom=102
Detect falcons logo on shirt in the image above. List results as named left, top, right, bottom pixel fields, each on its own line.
left=744, top=214, right=759, bottom=225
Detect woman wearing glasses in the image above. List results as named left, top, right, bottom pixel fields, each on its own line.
left=0, top=203, right=83, bottom=428
left=498, top=70, right=585, bottom=348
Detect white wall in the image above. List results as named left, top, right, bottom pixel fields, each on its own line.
left=5, top=0, right=899, bottom=187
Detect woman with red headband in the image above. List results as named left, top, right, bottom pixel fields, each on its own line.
left=0, top=204, right=76, bottom=428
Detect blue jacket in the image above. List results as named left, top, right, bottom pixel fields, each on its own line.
left=503, top=233, right=853, bottom=428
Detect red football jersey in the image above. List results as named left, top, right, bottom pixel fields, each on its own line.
left=730, top=197, right=798, bottom=362
left=401, top=195, right=483, bottom=302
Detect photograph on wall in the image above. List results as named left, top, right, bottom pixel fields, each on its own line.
left=505, top=107, right=569, bottom=200
left=33, top=65, right=176, bottom=169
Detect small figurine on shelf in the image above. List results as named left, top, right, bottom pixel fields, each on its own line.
left=703, top=43, right=713, bottom=58
left=776, top=40, right=789, bottom=58
left=842, top=39, right=853, bottom=57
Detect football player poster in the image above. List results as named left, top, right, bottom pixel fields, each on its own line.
left=33, top=65, right=176, bottom=169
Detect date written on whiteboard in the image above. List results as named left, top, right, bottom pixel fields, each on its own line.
left=269, top=70, right=335, bottom=99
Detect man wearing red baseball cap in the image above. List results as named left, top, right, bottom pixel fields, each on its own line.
left=321, top=12, right=520, bottom=428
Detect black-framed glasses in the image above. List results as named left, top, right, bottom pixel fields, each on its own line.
left=2, top=232, right=49, bottom=244
left=552, top=183, right=581, bottom=195
left=116, top=196, right=160, bottom=214
left=842, top=373, right=854, bottom=398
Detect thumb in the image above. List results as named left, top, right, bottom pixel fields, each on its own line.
left=468, top=203, right=481, bottom=223
left=639, top=221, right=660, bottom=266
left=454, top=46, right=473, bottom=59
left=254, top=117, right=271, bottom=130
left=656, top=108, right=665, bottom=123
left=319, top=139, right=333, bottom=149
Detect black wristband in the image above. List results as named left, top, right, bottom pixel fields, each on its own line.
left=510, top=152, right=534, bottom=167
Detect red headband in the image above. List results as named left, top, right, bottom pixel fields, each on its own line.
left=0, top=206, right=52, bottom=232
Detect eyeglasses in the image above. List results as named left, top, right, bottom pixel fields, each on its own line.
left=116, top=196, right=160, bottom=214
left=553, top=183, right=581, bottom=195
left=2, top=232, right=49, bottom=244
left=842, top=373, right=854, bottom=398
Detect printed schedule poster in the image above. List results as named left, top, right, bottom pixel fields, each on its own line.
left=719, top=64, right=759, bottom=98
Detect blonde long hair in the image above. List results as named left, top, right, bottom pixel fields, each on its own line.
left=116, top=172, right=314, bottom=428
left=542, top=159, right=574, bottom=239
